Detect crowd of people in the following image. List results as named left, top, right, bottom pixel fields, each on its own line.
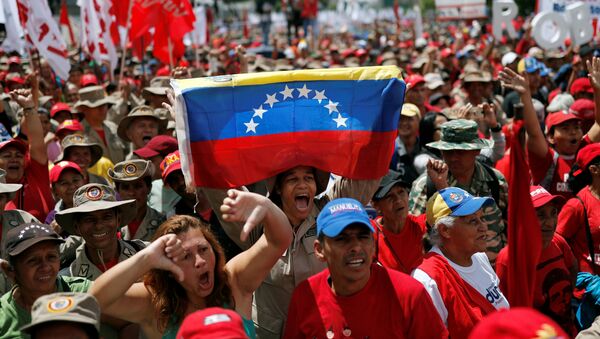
left=2, top=5, right=600, bottom=339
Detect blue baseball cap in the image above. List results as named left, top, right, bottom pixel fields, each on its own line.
left=317, top=198, right=374, bottom=237
left=426, top=187, right=493, bottom=226
left=518, top=57, right=541, bottom=74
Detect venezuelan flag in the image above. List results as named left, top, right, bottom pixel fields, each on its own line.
left=173, top=66, right=405, bottom=188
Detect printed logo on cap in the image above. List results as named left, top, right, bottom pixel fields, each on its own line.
left=448, top=192, right=463, bottom=203
left=328, top=202, right=362, bottom=215
left=85, top=186, right=102, bottom=201
left=164, top=152, right=180, bottom=168
left=204, top=314, right=232, bottom=325
left=124, top=163, right=138, bottom=176
left=47, top=297, right=74, bottom=313
left=530, top=187, right=547, bottom=197
left=69, top=135, right=85, bottom=143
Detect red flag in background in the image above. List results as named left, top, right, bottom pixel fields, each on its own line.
left=243, top=9, right=249, bottom=39
left=130, top=0, right=195, bottom=65
left=59, top=0, right=76, bottom=46
left=112, top=0, right=131, bottom=27
left=505, top=122, right=542, bottom=307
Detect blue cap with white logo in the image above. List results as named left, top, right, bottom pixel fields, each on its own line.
left=317, top=198, right=374, bottom=237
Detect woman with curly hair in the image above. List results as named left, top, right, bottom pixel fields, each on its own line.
left=89, top=190, right=292, bottom=339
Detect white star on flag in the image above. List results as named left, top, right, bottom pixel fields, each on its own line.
left=253, top=105, right=267, bottom=119
left=280, top=85, right=294, bottom=100
left=244, top=119, right=259, bottom=133
left=333, top=114, right=348, bottom=128
left=265, top=93, right=279, bottom=108
left=313, top=90, right=327, bottom=104
left=325, top=100, right=339, bottom=114
left=297, top=84, right=312, bottom=98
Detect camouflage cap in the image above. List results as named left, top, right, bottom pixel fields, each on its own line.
left=108, top=159, right=154, bottom=182
left=0, top=168, right=22, bottom=200
left=426, top=119, right=493, bottom=151
left=74, top=86, right=113, bottom=109
left=55, top=183, right=136, bottom=235
left=21, top=292, right=100, bottom=335
left=56, top=134, right=103, bottom=167
left=142, top=76, right=171, bottom=96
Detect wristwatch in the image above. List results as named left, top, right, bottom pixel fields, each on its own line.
left=490, top=123, right=502, bottom=133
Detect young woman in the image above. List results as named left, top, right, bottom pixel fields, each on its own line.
left=89, top=190, right=292, bottom=339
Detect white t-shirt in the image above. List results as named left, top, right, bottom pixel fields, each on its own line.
left=411, top=246, right=510, bottom=324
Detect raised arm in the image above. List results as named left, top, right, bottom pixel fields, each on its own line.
left=89, top=234, right=185, bottom=324
left=586, top=56, right=600, bottom=142
left=9, top=86, right=47, bottom=165
left=498, top=67, right=548, bottom=158
left=221, top=190, right=292, bottom=315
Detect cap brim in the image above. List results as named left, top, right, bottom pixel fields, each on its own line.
left=373, top=180, right=410, bottom=200
left=74, top=98, right=112, bottom=110
left=532, top=195, right=565, bottom=208
left=426, top=139, right=493, bottom=150
left=143, top=87, right=168, bottom=96
left=450, top=196, right=493, bottom=217
left=320, top=219, right=374, bottom=238
left=8, top=237, right=64, bottom=258
left=55, top=200, right=136, bottom=235
left=133, top=147, right=160, bottom=159
left=21, top=315, right=99, bottom=334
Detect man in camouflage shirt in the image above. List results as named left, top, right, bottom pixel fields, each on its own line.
left=408, top=119, right=508, bottom=265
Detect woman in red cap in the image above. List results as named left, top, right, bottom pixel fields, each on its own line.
left=496, top=186, right=577, bottom=335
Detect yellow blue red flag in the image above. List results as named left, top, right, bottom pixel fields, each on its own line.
left=173, top=66, right=405, bottom=188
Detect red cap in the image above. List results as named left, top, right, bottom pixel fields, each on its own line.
left=50, top=102, right=72, bottom=118
left=6, top=74, right=25, bottom=85
left=529, top=185, right=565, bottom=208
left=341, top=48, right=355, bottom=58
left=133, top=135, right=178, bottom=159
left=570, top=98, right=595, bottom=120
left=545, top=110, right=581, bottom=132
left=405, top=74, right=425, bottom=89
left=49, top=161, right=83, bottom=184
left=0, top=139, right=27, bottom=154
left=570, top=77, right=594, bottom=95
left=469, top=307, right=568, bottom=339
left=355, top=48, right=367, bottom=57
left=160, top=150, right=182, bottom=182
left=8, top=56, right=21, bottom=65
left=440, top=48, right=454, bottom=58
left=80, top=74, right=99, bottom=87
left=55, top=119, right=83, bottom=137
left=574, top=143, right=600, bottom=176
left=156, top=65, right=170, bottom=76
left=177, top=307, right=248, bottom=339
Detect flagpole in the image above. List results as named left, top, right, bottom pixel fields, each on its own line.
left=118, top=0, right=135, bottom=91
left=167, top=34, right=174, bottom=70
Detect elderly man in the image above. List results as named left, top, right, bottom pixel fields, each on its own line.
left=116, top=105, right=165, bottom=160
left=408, top=119, right=508, bottom=264
left=74, top=86, right=126, bottom=163
left=412, top=187, right=509, bottom=338
left=284, top=198, right=447, bottom=338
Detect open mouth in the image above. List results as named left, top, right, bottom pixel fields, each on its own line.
left=199, top=272, right=211, bottom=289
left=92, top=231, right=109, bottom=240
left=37, top=274, right=53, bottom=282
left=346, top=258, right=365, bottom=268
left=142, top=135, right=152, bottom=143
left=7, top=164, right=20, bottom=171
left=294, top=194, right=310, bottom=211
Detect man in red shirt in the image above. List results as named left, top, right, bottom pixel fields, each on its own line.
left=284, top=198, right=447, bottom=338
left=1, top=89, right=55, bottom=221
left=371, top=170, right=426, bottom=273
left=496, top=186, right=577, bottom=335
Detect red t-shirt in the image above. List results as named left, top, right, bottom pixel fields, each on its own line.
left=283, top=264, right=448, bottom=339
left=528, top=135, right=591, bottom=201
left=557, top=186, right=600, bottom=274
left=5, top=158, right=55, bottom=221
left=94, top=127, right=107, bottom=145
left=374, top=214, right=426, bottom=274
left=496, top=235, right=576, bottom=335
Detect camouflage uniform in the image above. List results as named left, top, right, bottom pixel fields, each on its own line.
left=120, top=206, right=165, bottom=241
left=0, top=210, right=39, bottom=295
left=60, top=239, right=146, bottom=280
left=408, top=119, right=508, bottom=264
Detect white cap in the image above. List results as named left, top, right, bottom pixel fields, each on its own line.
left=501, top=52, right=519, bottom=67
